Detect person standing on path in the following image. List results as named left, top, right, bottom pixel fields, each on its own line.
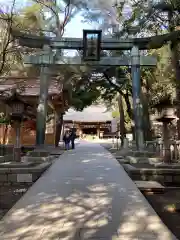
left=63, top=130, right=71, bottom=150
left=70, top=129, right=76, bottom=149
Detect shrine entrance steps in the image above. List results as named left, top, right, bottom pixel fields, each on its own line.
left=0, top=141, right=177, bottom=239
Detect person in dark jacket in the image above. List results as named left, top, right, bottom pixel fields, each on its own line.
left=63, top=130, right=70, bottom=150
left=70, top=129, right=76, bottom=149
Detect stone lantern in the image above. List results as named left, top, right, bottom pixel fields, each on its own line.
left=6, top=94, right=25, bottom=162
left=155, top=99, right=176, bottom=163
left=9, top=101, right=24, bottom=121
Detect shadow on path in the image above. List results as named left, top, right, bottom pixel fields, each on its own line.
left=0, top=142, right=177, bottom=239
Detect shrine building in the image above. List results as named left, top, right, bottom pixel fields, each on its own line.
left=63, top=105, right=113, bottom=138
left=0, top=77, right=69, bottom=146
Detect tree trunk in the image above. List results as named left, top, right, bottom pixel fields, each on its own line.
left=118, top=94, right=126, bottom=147
left=55, top=112, right=63, bottom=147
left=123, top=92, right=133, bottom=120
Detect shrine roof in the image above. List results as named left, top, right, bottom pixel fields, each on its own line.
left=0, top=78, right=63, bottom=97
left=64, top=105, right=113, bottom=122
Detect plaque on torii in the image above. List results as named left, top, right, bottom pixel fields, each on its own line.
left=13, top=29, right=173, bottom=150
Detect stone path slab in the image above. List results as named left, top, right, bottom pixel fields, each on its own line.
left=0, top=141, right=177, bottom=240
left=134, top=181, right=165, bottom=189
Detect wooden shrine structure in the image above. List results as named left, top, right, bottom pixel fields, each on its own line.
left=0, top=77, right=69, bottom=146
left=63, top=106, right=113, bottom=138
left=64, top=120, right=111, bottom=138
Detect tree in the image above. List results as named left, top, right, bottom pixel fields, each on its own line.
left=0, top=1, right=46, bottom=77
left=114, top=0, right=180, bottom=139
left=70, top=85, right=101, bottom=111
left=80, top=0, right=180, bottom=141
left=111, top=95, right=131, bottom=129
left=32, top=0, right=80, bottom=37
left=0, top=0, right=18, bottom=76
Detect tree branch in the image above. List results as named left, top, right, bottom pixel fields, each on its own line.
left=60, top=0, right=72, bottom=36
left=103, top=71, right=133, bottom=119
left=0, top=0, right=16, bottom=75
left=33, top=0, right=74, bottom=37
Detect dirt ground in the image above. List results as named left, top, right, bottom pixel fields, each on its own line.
left=144, top=190, right=180, bottom=239
left=0, top=186, right=29, bottom=220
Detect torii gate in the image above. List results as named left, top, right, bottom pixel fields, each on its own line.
left=13, top=30, right=159, bottom=150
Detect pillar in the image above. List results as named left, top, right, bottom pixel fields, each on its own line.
left=118, top=94, right=126, bottom=146
left=36, top=45, right=51, bottom=147
left=131, top=45, right=144, bottom=150
left=54, top=109, right=63, bottom=147
left=97, top=124, right=100, bottom=138
left=163, top=122, right=171, bottom=163
left=13, top=121, right=21, bottom=162
left=78, top=124, right=82, bottom=138
left=60, top=121, right=64, bottom=141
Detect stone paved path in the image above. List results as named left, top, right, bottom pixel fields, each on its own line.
left=0, top=141, right=177, bottom=240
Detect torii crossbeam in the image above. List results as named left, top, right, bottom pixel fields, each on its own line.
left=24, top=55, right=157, bottom=67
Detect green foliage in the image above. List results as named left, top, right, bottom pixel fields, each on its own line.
left=0, top=1, right=47, bottom=77
left=70, top=82, right=101, bottom=111
left=111, top=97, right=132, bottom=131
left=18, top=3, right=44, bottom=34
left=0, top=113, right=9, bottom=124
left=141, top=45, right=175, bottom=108
left=112, top=110, right=119, bottom=118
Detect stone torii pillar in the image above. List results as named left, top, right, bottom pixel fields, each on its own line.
left=131, top=46, right=144, bottom=150
left=36, top=45, right=53, bottom=147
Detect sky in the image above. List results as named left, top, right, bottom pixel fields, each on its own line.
left=1, top=0, right=92, bottom=38
left=1, top=0, right=93, bottom=56
left=63, top=13, right=93, bottom=56
left=1, top=0, right=138, bottom=39
left=64, top=14, right=93, bottom=38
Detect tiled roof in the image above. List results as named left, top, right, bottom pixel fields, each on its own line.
left=64, top=105, right=113, bottom=122
left=0, top=78, right=63, bottom=97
